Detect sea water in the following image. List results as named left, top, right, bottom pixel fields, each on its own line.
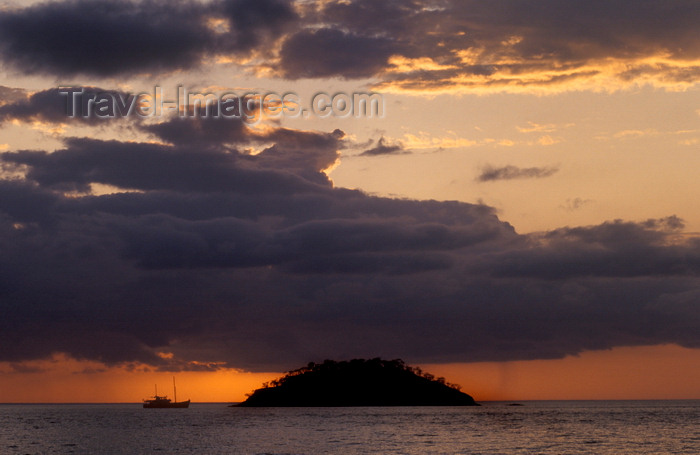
left=1, top=401, right=698, bottom=454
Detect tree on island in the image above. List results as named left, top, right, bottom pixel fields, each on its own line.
left=238, top=358, right=478, bottom=407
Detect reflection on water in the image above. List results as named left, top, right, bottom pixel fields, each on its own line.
left=1, top=401, right=699, bottom=454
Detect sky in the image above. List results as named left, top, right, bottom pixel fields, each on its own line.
left=0, top=0, right=699, bottom=403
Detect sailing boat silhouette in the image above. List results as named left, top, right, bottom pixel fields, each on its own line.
left=143, top=377, right=190, bottom=408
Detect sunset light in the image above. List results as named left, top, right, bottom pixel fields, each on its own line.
left=0, top=1, right=699, bottom=453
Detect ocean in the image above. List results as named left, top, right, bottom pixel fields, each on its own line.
left=1, top=401, right=698, bottom=454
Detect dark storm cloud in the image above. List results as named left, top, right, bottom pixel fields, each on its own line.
left=278, top=28, right=397, bottom=79
left=0, top=0, right=297, bottom=77
left=2, top=0, right=698, bottom=373
left=140, top=115, right=251, bottom=147
left=1, top=0, right=698, bottom=88
left=0, top=137, right=331, bottom=194
left=0, top=87, right=75, bottom=124
left=291, top=0, right=700, bottom=90
left=488, top=218, right=700, bottom=279
left=0, top=0, right=210, bottom=77
left=0, top=180, right=59, bottom=225
left=1, top=116, right=699, bottom=370
left=218, top=0, right=298, bottom=52
left=0, top=87, right=134, bottom=125
left=477, top=164, right=559, bottom=182
left=139, top=114, right=345, bottom=184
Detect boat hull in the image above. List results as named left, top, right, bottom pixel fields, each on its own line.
left=143, top=400, right=190, bottom=408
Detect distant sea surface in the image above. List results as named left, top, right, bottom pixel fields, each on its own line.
left=1, top=401, right=698, bottom=454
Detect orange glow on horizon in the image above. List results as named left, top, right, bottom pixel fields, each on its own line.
left=1, top=345, right=698, bottom=403
left=423, top=344, right=700, bottom=402
left=0, top=355, right=278, bottom=404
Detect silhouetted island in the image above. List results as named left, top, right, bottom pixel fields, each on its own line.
left=237, top=358, right=478, bottom=407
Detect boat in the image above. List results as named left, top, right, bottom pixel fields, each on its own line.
left=143, top=377, right=190, bottom=408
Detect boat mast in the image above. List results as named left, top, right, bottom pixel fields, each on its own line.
left=173, top=377, right=177, bottom=403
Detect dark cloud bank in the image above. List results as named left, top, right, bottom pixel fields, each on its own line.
left=1, top=0, right=699, bottom=88
left=0, top=0, right=297, bottom=77
left=0, top=1, right=698, bottom=372
left=0, top=91, right=699, bottom=372
left=477, top=165, right=559, bottom=182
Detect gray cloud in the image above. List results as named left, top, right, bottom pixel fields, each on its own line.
left=307, top=0, right=700, bottom=90
left=0, top=0, right=211, bottom=77
left=1, top=137, right=333, bottom=195
left=1, top=1, right=698, bottom=374
left=218, top=0, right=298, bottom=52
left=360, top=137, right=407, bottom=156
left=0, top=118, right=698, bottom=371
left=487, top=217, right=700, bottom=279
left=1, top=0, right=698, bottom=90
left=0, top=0, right=296, bottom=77
left=0, top=86, right=27, bottom=104
left=278, top=28, right=397, bottom=79
left=0, top=87, right=134, bottom=125
left=477, top=164, right=559, bottom=182
left=560, top=197, right=593, bottom=212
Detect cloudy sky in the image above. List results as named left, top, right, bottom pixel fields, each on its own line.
left=0, top=0, right=699, bottom=402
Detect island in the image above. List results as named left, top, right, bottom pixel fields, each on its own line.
left=237, top=358, right=478, bottom=407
